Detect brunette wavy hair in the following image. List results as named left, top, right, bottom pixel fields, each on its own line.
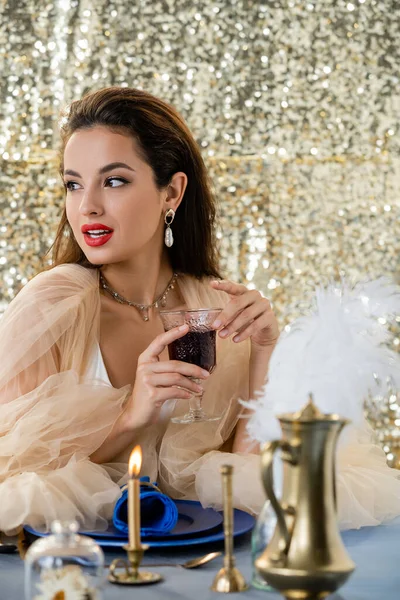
left=50, top=86, right=221, bottom=279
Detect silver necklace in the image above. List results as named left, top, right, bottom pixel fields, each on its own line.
left=99, top=271, right=178, bottom=322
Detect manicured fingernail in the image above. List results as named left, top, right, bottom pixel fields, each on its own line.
left=179, top=324, right=188, bottom=331
left=201, top=370, right=210, bottom=377
left=212, top=319, right=221, bottom=328
left=195, top=384, right=203, bottom=392
left=219, top=328, right=228, bottom=337
left=212, top=280, right=220, bottom=285
left=233, top=335, right=240, bottom=343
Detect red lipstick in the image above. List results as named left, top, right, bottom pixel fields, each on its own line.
left=81, top=223, right=114, bottom=247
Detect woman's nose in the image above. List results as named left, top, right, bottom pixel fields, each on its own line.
left=79, top=189, right=104, bottom=216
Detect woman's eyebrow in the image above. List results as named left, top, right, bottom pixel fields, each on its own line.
left=98, top=162, right=135, bottom=174
left=63, top=162, right=136, bottom=178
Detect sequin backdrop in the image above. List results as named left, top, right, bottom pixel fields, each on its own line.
left=0, top=0, right=399, bottom=340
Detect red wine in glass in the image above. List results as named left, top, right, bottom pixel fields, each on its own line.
left=168, top=329, right=217, bottom=374
left=160, top=308, right=222, bottom=424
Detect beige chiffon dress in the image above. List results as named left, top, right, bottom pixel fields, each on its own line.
left=0, top=263, right=399, bottom=535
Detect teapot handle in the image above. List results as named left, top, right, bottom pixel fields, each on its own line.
left=260, top=440, right=295, bottom=557
left=333, top=421, right=348, bottom=514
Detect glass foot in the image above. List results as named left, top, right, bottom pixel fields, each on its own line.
left=171, top=409, right=221, bottom=424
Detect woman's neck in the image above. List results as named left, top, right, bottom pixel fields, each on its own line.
left=100, top=253, right=174, bottom=306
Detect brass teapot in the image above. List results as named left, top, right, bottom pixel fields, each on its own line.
left=255, top=397, right=355, bottom=599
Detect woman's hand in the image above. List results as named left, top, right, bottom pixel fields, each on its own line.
left=121, top=324, right=210, bottom=432
left=210, top=279, right=279, bottom=352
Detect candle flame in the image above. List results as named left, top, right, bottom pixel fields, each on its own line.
left=128, top=445, right=142, bottom=478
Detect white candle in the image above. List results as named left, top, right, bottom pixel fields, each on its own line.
left=128, top=445, right=142, bottom=550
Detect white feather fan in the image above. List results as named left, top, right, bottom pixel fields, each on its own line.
left=246, top=277, right=400, bottom=443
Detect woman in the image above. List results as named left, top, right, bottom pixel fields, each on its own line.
left=0, top=87, right=278, bottom=534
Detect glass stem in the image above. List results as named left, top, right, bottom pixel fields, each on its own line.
left=189, top=378, right=204, bottom=416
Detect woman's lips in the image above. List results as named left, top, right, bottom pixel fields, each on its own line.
left=83, top=232, right=114, bottom=247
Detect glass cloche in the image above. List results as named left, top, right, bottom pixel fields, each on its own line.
left=251, top=500, right=276, bottom=591
left=25, top=520, right=104, bottom=600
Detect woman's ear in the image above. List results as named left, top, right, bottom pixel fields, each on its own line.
left=163, top=172, right=188, bottom=213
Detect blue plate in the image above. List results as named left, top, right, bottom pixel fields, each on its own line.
left=24, top=502, right=255, bottom=548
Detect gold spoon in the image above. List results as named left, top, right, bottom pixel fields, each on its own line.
left=106, top=551, right=222, bottom=569
left=150, top=551, right=222, bottom=569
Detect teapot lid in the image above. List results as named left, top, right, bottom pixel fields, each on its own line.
left=279, top=394, right=347, bottom=423
left=293, top=396, right=323, bottom=420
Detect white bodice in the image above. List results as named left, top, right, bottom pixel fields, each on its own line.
left=84, top=344, right=112, bottom=385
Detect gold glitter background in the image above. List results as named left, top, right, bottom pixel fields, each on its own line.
left=0, top=0, right=399, bottom=342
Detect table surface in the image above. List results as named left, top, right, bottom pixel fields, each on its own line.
left=1, top=517, right=399, bottom=600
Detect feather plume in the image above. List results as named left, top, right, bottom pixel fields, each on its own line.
left=246, top=277, right=400, bottom=443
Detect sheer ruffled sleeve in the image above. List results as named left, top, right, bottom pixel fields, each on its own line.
left=0, top=265, right=129, bottom=535
left=336, top=425, right=400, bottom=529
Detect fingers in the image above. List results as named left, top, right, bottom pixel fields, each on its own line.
left=153, top=387, right=192, bottom=403
left=138, top=324, right=189, bottom=364
left=212, top=289, right=265, bottom=330
left=149, top=360, right=210, bottom=380
left=210, top=279, right=248, bottom=296
left=149, top=373, right=203, bottom=394
left=233, top=312, right=278, bottom=344
left=135, top=360, right=209, bottom=406
left=209, top=278, right=274, bottom=345
left=218, top=300, right=268, bottom=340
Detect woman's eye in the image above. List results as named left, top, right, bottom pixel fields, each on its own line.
left=105, top=177, right=128, bottom=188
left=64, top=177, right=128, bottom=191
left=64, top=181, right=81, bottom=191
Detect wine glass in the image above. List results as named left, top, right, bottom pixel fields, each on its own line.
left=159, top=308, right=222, bottom=424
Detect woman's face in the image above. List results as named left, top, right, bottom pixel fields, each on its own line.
left=64, top=125, right=166, bottom=266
